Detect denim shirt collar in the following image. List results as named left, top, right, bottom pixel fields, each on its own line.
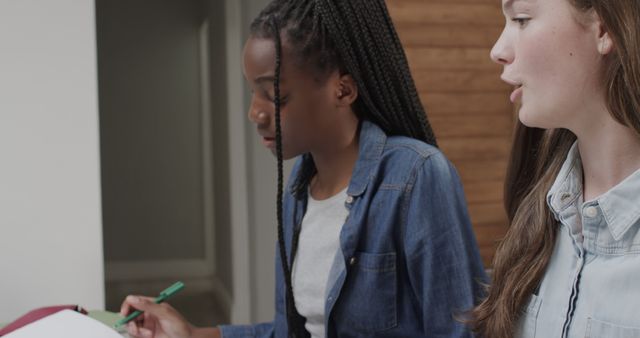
left=547, top=142, right=583, bottom=214
left=547, top=142, right=640, bottom=241
left=346, top=120, right=386, bottom=197
left=287, top=119, right=386, bottom=198
left=598, top=164, right=640, bottom=240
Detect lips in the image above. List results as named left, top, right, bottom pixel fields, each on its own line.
left=510, top=85, right=523, bottom=103
left=501, top=76, right=523, bottom=103
left=260, top=135, right=276, bottom=148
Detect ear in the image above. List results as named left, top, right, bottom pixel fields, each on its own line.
left=591, top=12, right=613, bottom=55
left=335, top=74, right=358, bottom=107
left=597, top=29, right=613, bottom=55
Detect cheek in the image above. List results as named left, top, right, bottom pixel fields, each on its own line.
left=518, top=29, right=599, bottom=127
left=277, top=105, right=311, bottom=154
left=289, top=93, right=329, bottom=129
left=516, top=40, right=558, bottom=117
left=278, top=84, right=333, bottom=148
left=521, top=32, right=567, bottom=84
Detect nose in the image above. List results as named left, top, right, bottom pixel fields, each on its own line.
left=247, top=97, right=270, bottom=128
left=490, top=27, right=514, bottom=65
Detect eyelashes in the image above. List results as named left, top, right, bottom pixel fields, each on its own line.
left=252, top=88, right=289, bottom=105
left=268, top=93, right=289, bottom=105
left=511, top=17, right=531, bottom=28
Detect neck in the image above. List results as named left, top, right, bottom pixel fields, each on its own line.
left=309, top=120, right=359, bottom=200
left=575, top=116, right=640, bottom=201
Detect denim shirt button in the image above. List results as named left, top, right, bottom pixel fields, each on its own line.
left=584, top=206, right=598, bottom=218
left=346, top=195, right=354, bottom=204
left=349, top=257, right=357, bottom=266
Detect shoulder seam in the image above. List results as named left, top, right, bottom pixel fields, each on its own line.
left=384, top=142, right=439, bottom=158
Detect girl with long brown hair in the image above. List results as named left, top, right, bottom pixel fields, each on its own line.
left=473, top=0, right=640, bottom=337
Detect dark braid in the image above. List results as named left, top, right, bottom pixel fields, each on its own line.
left=375, top=0, right=436, bottom=143
left=270, top=16, right=309, bottom=338
left=318, top=0, right=438, bottom=144
left=251, top=0, right=436, bottom=144
left=250, top=1, right=437, bottom=336
left=352, top=0, right=410, bottom=131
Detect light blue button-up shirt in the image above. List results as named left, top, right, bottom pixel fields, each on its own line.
left=517, top=143, right=640, bottom=338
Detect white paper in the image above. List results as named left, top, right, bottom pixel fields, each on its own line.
left=4, top=310, right=124, bottom=338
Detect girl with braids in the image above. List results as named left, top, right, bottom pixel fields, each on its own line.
left=473, top=0, right=640, bottom=337
left=120, top=0, right=485, bottom=337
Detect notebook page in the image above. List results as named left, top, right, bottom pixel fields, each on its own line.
left=4, top=309, right=124, bottom=338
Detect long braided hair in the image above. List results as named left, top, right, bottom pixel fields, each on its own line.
left=250, top=0, right=437, bottom=336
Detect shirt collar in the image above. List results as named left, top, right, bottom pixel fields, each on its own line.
left=547, top=142, right=583, bottom=213
left=287, top=119, right=386, bottom=198
left=548, top=141, right=640, bottom=241
left=598, top=165, right=640, bottom=240
left=346, top=120, right=386, bottom=197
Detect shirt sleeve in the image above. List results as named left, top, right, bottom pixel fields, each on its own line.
left=403, top=151, right=487, bottom=338
left=219, top=322, right=274, bottom=338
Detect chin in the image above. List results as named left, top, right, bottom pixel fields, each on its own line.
left=269, top=148, right=300, bottom=161
left=518, top=107, right=552, bottom=129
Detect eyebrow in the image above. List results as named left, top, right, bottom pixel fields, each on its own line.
left=503, top=0, right=527, bottom=11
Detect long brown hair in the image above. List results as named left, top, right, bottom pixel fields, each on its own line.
left=472, top=1, right=640, bottom=336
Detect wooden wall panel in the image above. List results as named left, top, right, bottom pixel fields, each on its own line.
left=406, top=48, right=497, bottom=71
left=387, top=0, right=512, bottom=266
left=421, top=93, right=512, bottom=115
left=386, top=2, right=503, bottom=25
left=396, top=25, right=504, bottom=48
left=414, top=70, right=509, bottom=93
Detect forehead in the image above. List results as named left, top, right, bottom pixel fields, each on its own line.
left=243, top=36, right=331, bottom=86
left=242, top=36, right=306, bottom=77
left=243, top=37, right=277, bottom=75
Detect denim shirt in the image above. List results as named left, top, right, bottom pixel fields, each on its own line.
left=517, top=143, right=640, bottom=338
left=221, top=120, right=486, bottom=338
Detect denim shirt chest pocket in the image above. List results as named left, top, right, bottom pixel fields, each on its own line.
left=586, top=318, right=640, bottom=338
left=333, top=251, right=397, bottom=333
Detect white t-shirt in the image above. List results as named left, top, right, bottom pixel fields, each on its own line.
left=291, top=188, right=349, bottom=338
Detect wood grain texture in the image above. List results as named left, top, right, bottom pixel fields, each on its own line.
left=387, top=0, right=512, bottom=265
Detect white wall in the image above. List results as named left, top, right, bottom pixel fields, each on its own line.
left=0, top=0, right=104, bottom=323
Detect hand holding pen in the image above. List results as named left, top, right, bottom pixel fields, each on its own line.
left=116, top=281, right=185, bottom=330
left=117, top=282, right=216, bottom=338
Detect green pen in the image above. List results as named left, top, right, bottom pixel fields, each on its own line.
left=114, top=281, right=185, bottom=329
